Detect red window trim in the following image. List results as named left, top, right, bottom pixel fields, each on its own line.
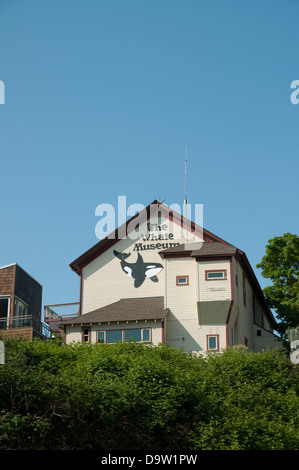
left=206, top=334, right=220, bottom=351
left=81, top=326, right=91, bottom=343
left=205, top=269, right=227, bottom=280
left=176, top=275, right=189, bottom=286
left=96, top=327, right=152, bottom=343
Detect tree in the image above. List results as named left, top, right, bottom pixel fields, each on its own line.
left=257, top=233, right=299, bottom=341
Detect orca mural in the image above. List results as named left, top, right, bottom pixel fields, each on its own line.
left=113, top=250, right=164, bottom=288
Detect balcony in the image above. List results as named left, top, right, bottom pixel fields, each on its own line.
left=44, top=302, right=79, bottom=337
left=0, top=315, right=53, bottom=340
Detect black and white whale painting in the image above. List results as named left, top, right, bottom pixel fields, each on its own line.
left=113, top=250, right=164, bottom=288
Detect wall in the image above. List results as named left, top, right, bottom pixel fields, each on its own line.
left=14, top=265, right=42, bottom=320
left=0, top=327, right=33, bottom=340
left=65, top=320, right=163, bottom=346
left=0, top=265, right=15, bottom=318
left=81, top=215, right=203, bottom=315
left=198, top=260, right=231, bottom=302
left=164, top=257, right=199, bottom=352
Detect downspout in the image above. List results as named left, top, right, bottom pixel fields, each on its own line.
left=226, top=258, right=234, bottom=347
left=161, top=319, right=165, bottom=345
left=79, top=270, right=82, bottom=316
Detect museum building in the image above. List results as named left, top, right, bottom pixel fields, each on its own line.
left=59, top=200, right=278, bottom=354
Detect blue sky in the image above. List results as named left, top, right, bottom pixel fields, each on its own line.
left=0, top=0, right=298, bottom=323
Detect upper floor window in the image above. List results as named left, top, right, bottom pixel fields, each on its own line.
left=14, top=298, right=28, bottom=317
left=176, top=275, right=189, bottom=285
left=0, top=297, right=10, bottom=330
left=205, top=270, right=227, bottom=280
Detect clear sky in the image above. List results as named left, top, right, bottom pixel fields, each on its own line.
left=0, top=1, right=298, bottom=323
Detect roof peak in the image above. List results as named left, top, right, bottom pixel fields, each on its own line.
left=70, top=199, right=232, bottom=274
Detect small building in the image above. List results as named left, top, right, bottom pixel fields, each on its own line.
left=0, top=263, right=51, bottom=341
left=60, top=200, right=278, bottom=354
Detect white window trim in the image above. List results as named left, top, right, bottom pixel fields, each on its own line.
left=207, top=334, right=220, bottom=351
left=0, top=295, right=11, bottom=329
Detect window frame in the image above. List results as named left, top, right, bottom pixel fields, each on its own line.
left=97, top=327, right=152, bottom=344
left=0, top=296, right=10, bottom=330
left=14, top=297, right=29, bottom=328
left=205, top=269, right=227, bottom=281
left=176, top=275, right=189, bottom=286
left=206, top=334, right=220, bottom=352
left=81, top=327, right=91, bottom=343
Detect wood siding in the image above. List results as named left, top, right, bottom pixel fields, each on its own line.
left=14, top=265, right=42, bottom=319
left=65, top=320, right=163, bottom=346
left=81, top=216, right=203, bottom=315
left=0, top=265, right=15, bottom=317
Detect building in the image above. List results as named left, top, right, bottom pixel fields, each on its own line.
left=59, top=200, right=278, bottom=354
left=0, top=263, right=51, bottom=341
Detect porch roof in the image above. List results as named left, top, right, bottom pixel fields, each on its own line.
left=60, top=296, right=169, bottom=325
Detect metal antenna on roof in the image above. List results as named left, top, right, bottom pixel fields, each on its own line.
left=183, top=145, right=189, bottom=243
left=184, top=145, right=188, bottom=207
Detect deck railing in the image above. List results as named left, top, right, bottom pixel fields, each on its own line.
left=0, top=315, right=53, bottom=339
left=44, top=302, right=79, bottom=320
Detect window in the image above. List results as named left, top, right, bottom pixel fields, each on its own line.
left=0, top=297, right=9, bottom=330
left=207, top=335, right=219, bottom=351
left=82, top=327, right=91, bottom=343
left=176, top=275, right=189, bottom=285
left=106, top=330, right=122, bottom=343
left=97, top=328, right=151, bottom=344
left=205, top=270, right=227, bottom=280
left=14, top=298, right=28, bottom=328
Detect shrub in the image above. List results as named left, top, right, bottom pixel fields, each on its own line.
left=0, top=338, right=298, bottom=450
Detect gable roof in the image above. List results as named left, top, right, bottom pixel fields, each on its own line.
left=69, top=200, right=231, bottom=275
left=60, top=296, right=169, bottom=325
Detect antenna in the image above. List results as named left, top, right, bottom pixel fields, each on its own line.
left=184, top=145, right=188, bottom=206
left=183, top=145, right=189, bottom=238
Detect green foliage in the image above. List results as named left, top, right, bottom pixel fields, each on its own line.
left=0, top=338, right=298, bottom=450
left=257, top=232, right=299, bottom=340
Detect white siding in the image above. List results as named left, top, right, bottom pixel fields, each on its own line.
left=198, top=260, right=232, bottom=302
left=65, top=320, right=164, bottom=346
left=81, top=215, right=203, bottom=315
left=164, top=257, right=228, bottom=354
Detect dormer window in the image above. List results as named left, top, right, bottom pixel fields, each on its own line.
left=205, top=270, right=227, bottom=280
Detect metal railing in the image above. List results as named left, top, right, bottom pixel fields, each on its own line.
left=0, top=315, right=53, bottom=339
left=44, top=302, right=79, bottom=320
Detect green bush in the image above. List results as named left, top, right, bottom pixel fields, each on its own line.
left=0, top=337, right=298, bottom=450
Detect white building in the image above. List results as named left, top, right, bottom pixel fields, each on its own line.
left=61, top=200, right=278, bottom=354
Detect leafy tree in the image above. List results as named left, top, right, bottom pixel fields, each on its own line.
left=257, top=233, right=299, bottom=342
